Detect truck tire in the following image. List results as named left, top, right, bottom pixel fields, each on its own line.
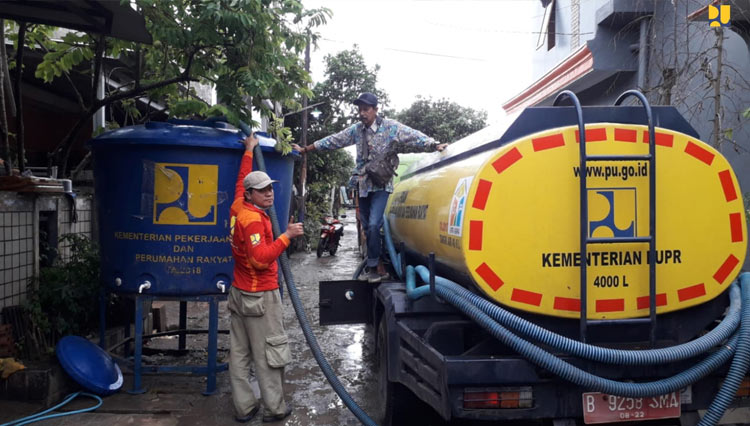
left=376, top=316, right=419, bottom=425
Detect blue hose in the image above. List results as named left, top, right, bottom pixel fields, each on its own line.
left=385, top=216, right=741, bottom=366
left=426, top=270, right=740, bottom=365
left=698, top=273, right=750, bottom=426
left=409, top=264, right=738, bottom=397
left=240, top=122, right=376, bottom=426
left=0, top=392, right=102, bottom=426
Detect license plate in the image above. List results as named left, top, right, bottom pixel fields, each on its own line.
left=582, top=391, right=680, bottom=424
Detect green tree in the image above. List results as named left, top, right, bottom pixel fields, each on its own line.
left=311, top=45, right=389, bottom=131
left=4, top=0, right=330, bottom=176
left=395, top=96, right=488, bottom=143
left=286, top=46, right=384, bottom=248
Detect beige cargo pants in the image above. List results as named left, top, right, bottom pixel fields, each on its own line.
left=228, top=286, right=292, bottom=419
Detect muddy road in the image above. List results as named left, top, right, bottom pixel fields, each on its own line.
left=282, top=211, right=379, bottom=425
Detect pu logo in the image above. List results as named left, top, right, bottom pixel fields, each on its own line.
left=588, top=189, right=636, bottom=238
left=448, top=176, right=472, bottom=236
left=709, top=4, right=731, bottom=27
left=154, top=163, right=218, bottom=225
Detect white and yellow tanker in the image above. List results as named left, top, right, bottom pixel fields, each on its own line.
left=387, top=106, right=747, bottom=320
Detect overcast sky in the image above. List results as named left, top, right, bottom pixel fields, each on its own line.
left=303, top=0, right=539, bottom=124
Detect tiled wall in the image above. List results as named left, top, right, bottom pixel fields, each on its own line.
left=0, top=209, right=34, bottom=307
left=0, top=193, right=94, bottom=316
left=59, top=197, right=93, bottom=262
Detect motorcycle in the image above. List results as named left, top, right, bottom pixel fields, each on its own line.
left=317, top=215, right=344, bottom=257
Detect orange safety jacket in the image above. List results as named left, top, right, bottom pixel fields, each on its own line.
left=229, top=151, right=290, bottom=292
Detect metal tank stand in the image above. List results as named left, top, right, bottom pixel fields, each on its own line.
left=99, top=290, right=228, bottom=395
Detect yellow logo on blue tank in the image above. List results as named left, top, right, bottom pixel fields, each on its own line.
left=154, top=163, right=218, bottom=225
left=709, top=4, right=731, bottom=27
left=588, top=188, right=636, bottom=238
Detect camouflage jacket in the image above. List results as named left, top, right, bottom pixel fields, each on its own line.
left=313, top=117, right=439, bottom=194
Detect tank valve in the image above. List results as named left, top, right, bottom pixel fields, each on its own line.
left=115, top=277, right=122, bottom=287
left=216, top=280, right=226, bottom=293
left=138, top=281, right=152, bottom=294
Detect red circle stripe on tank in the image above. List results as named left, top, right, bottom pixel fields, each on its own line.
left=636, top=293, right=668, bottom=310
left=553, top=296, right=581, bottom=312
left=614, top=128, right=638, bottom=143
left=596, top=298, right=625, bottom=312
left=472, top=179, right=493, bottom=211
left=492, top=147, right=523, bottom=174
left=713, top=254, right=739, bottom=284
left=475, top=262, right=504, bottom=291
left=685, top=141, right=715, bottom=165
left=642, top=131, right=674, bottom=147
left=575, top=128, right=608, bottom=143
left=469, top=220, right=483, bottom=251
left=730, top=213, right=744, bottom=243
left=511, top=288, right=543, bottom=306
left=532, top=134, right=565, bottom=151
left=718, top=170, right=738, bottom=202
left=677, top=283, right=706, bottom=302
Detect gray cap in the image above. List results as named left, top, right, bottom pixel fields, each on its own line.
left=243, top=171, right=277, bottom=190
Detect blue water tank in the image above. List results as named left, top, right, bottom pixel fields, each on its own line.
left=89, top=120, right=296, bottom=295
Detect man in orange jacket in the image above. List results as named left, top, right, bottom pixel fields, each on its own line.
left=228, top=134, right=304, bottom=423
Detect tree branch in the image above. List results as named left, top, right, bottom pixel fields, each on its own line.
left=14, top=22, right=26, bottom=173
left=34, top=39, right=86, bottom=111
left=55, top=49, right=198, bottom=177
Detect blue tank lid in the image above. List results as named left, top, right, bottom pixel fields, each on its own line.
left=89, top=120, right=244, bottom=149
left=56, top=335, right=123, bottom=396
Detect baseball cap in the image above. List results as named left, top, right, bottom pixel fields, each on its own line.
left=243, top=171, right=277, bottom=190
left=352, top=92, right=378, bottom=107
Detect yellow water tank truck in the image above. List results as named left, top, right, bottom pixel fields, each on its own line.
left=319, top=96, right=750, bottom=425
left=387, top=107, right=746, bottom=320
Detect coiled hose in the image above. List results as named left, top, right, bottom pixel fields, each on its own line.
left=385, top=216, right=750, bottom=422
left=383, top=216, right=741, bottom=366
left=698, top=274, right=750, bottom=426
left=243, top=125, right=376, bottom=426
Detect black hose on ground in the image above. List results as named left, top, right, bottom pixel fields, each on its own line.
left=243, top=128, right=376, bottom=426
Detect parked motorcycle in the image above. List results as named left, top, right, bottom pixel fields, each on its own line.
left=317, top=215, right=344, bottom=257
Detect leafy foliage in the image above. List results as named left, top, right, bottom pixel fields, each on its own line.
left=286, top=48, right=383, bottom=247
left=394, top=96, right=487, bottom=143
left=268, top=114, right=294, bottom=155
left=25, top=234, right=100, bottom=343
left=311, top=46, right=389, bottom=131
left=4, top=0, right=331, bottom=174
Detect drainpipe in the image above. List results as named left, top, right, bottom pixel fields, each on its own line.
left=637, top=17, right=650, bottom=91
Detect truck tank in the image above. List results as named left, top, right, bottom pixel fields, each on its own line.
left=386, top=106, right=747, bottom=319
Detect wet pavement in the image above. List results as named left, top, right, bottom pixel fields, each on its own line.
left=0, top=210, right=381, bottom=425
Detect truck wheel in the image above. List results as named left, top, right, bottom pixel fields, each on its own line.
left=316, top=237, right=327, bottom=258
left=376, top=316, right=418, bottom=425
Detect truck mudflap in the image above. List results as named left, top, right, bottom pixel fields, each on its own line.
left=319, top=280, right=374, bottom=325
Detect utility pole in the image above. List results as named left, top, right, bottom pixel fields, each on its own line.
left=297, top=30, right=310, bottom=222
